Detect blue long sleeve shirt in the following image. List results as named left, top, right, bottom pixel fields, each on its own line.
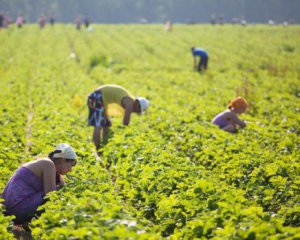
left=192, top=48, right=208, bottom=58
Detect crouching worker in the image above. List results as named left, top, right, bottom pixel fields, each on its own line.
left=212, top=96, right=248, bottom=133
left=87, top=84, right=149, bottom=150
left=1, top=143, right=77, bottom=226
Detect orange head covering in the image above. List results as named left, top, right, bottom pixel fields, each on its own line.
left=228, top=96, right=249, bottom=110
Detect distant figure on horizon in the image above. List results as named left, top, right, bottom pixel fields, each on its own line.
left=3, top=12, right=11, bottom=28
left=268, top=19, right=275, bottom=25
left=164, top=20, right=172, bottom=31
left=191, top=47, right=209, bottom=72
left=87, top=84, right=149, bottom=150
left=16, top=14, right=25, bottom=28
left=219, top=16, right=225, bottom=25
left=50, top=15, right=55, bottom=26
left=84, top=15, right=90, bottom=28
left=212, top=96, right=248, bottom=133
left=210, top=14, right=216, bottom=25
left=240, top=19, right=247, bottom=26
left=75, top=15, right=82, bottom=30
left=2, top=143, right=77, bottom=228
left=0, top=12, right=4, bottom=28
left=38, top=15, right=46, bottom=29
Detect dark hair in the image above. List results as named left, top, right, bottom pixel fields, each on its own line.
left=48, top=149, right=62, bottom=159
left=48, top=150, right=62, bottom=184
left=48, top=150, right=76, bottom=166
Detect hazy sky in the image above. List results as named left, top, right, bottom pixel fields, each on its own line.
left=0, top=0, right=299, bottom=23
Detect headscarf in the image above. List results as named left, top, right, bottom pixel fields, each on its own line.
left=228, top=96, right=249, bottom=109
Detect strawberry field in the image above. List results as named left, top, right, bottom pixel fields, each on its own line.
left=0, top=24, right=299, bottom=239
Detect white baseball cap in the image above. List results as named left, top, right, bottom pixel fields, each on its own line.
left=53, top=143, right=77, bottom=160
left=136, top=97, right=149, bottom=113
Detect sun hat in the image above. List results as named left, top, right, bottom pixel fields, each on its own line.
left=136, top=97, right=149, bottom=113
left=228, top=96, right=249, bottom=109
left=53, top=143, right=77, bottom=160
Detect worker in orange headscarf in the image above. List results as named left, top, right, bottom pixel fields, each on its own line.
left=212, top=96, right=248, bottom=133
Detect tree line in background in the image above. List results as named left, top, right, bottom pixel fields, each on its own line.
left=0, top=0, right=299, bottom=24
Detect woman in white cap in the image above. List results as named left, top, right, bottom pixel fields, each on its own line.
left=2, top=143, right=77, bottom=226
left=87, top=84, right=149, bottom=150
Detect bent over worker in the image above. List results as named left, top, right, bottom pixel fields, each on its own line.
left=2, top=143, right=77, bottom=226
left=191, top=47, right=209, bottom=72
left=87, top=84, right=149, bottom=149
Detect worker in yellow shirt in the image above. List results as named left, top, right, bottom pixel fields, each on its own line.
left=87, top=84, right=149, bottom=150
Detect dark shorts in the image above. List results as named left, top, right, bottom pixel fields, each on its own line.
left=87, top=91, right=112, bottom=127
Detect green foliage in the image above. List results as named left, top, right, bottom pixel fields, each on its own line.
left=0, top=24, right=299, bottom=239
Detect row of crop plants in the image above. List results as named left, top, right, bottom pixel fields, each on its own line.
left=84, top=24, right=300, bottom=238
left=0, top=24, right=299, bottom=238
left=0, top=26, right=158, bottom=239
left=0, top=27, right=35, bottom=238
